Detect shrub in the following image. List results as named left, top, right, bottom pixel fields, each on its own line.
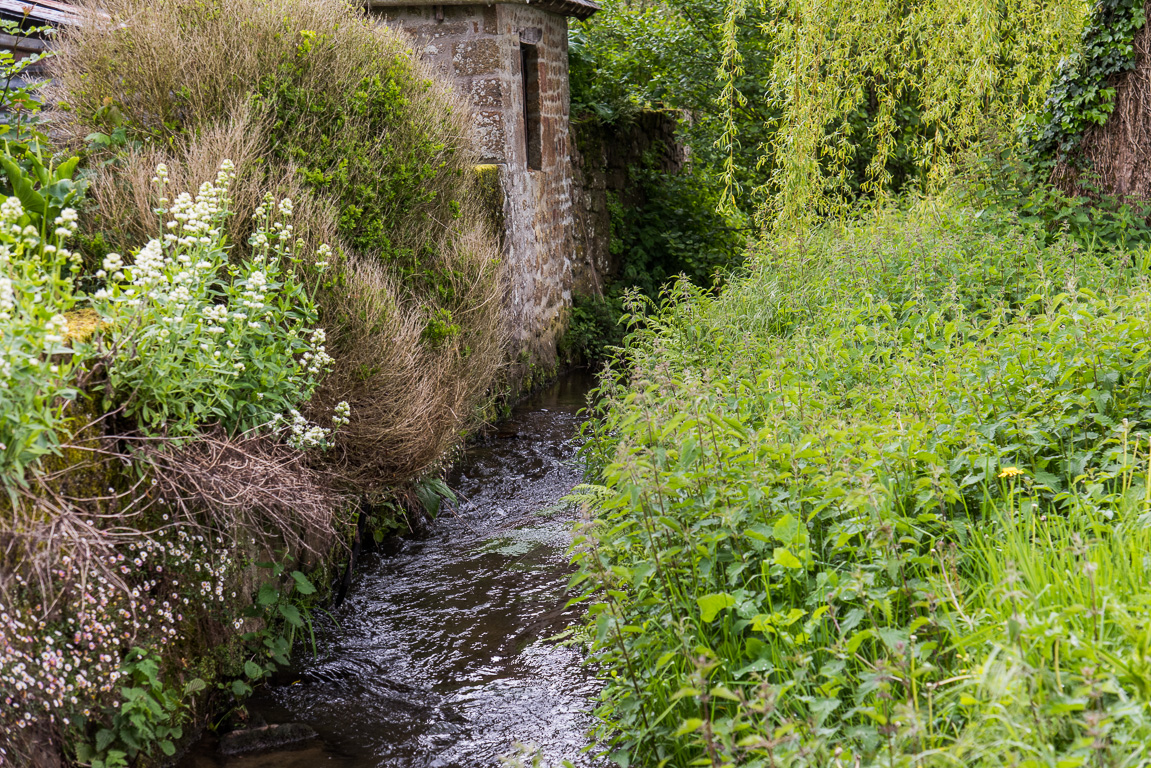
left=51, top=0, right=506, bottom=488
left=558, top=292, right=626, bottom=368
left=94, top=162, right=333, bottom=436
left=609, top=165, right=746, bottom=297
left=0, top=146, right=87, bottom=492
left=575, top=203, right=1151, bottom=766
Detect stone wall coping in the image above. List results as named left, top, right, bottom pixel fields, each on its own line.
left=366, top=0, right=599, bottom=21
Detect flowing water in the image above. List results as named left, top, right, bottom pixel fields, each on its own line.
left=181, top=373, right=601, bottom=768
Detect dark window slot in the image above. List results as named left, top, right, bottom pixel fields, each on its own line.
left=520, top=43, right=542, bottom=171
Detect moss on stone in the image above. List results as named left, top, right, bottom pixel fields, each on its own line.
left=64, top=308, right=104, bottom=343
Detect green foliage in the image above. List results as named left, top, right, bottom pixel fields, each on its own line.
left=254, top=29, right=459, bottom=296
left=415, top=475, right=457, bottom=519
left=0, top=141, right=88, bottom=492
left=557, top=152, right=744, bottom=367
left=76, top=648, right=204, bottom=768
left=0, top=14, right=55, bottom=144
left=959, top=141, right=1151, bottom=252
left=609, top=166, right=746, bottom=297
left=570, top=0, right=777, bottom=214
left=558, top=293, right=626, bottom=368
left=574, top=203, right=1151, bottom=766
left=1023, top=0, right=1146, bottom=170
left=231, top=559, right=319, bottom=700
left=95, top=167, right=333, bottom=436
left=420, top=308, right=461, bottom=349
left=715, top=0, right=1086, bottom=226
left=0, top=43, right=92, bottom=492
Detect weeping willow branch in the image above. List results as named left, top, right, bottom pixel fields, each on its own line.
left=718, top=0, right=1088, bottom=228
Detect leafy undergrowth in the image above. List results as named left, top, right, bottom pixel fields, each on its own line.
left=574, top=204, right=1151, bottom=767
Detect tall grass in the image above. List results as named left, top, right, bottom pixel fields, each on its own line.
left=574, top=203, right=1151, bottom=766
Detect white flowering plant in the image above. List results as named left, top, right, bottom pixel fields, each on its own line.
left=95, top=163, right=335, bottom=436
left=0, top=154, right=87, bottom=489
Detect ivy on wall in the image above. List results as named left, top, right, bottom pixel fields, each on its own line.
left=1024, top=0, right=1147, bottom=168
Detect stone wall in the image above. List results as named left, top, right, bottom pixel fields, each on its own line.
left=373, top=6, right=685, bottom=365
left=373, top=3, right=577, bottom=366
left=568, top=111, right=685, bottom=296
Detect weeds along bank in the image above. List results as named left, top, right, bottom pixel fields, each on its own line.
left=574, top=205, right=1151, bottom=766
left=1, top=0, right=504, bottom=764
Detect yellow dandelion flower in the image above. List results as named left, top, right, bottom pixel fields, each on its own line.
left=998, top=466, right=1024, bottom=478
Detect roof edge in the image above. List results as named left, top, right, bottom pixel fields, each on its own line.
left=0, top=0, right=85, bottom=27
left=367, top=0, right=599, bottom=22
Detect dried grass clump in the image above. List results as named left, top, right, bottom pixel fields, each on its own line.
left=1053, top=17, right=1151, bottom=200
left=135, top=430, right=350, bottom=555
left=50, top=0, right=507, bottom=490
left=314, top=247, right=504, bottom=485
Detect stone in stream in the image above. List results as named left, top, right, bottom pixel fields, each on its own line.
left=217, top=722, right=318, bottom=756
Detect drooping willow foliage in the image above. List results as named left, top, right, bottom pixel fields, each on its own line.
left=720, top=0, right=1088, bottom=226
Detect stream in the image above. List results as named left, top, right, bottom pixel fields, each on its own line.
left=180, top=373, right=601, bottom=768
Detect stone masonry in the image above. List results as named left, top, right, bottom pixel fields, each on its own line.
left=568, top=112, right=686, bottom=296
left=368, top=0, right=599, bottom=366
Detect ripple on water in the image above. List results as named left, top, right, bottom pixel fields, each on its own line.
left=180, top=373, right=603, bottom=768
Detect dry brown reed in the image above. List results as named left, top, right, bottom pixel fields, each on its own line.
left=134, top=430, right=350, bottom=555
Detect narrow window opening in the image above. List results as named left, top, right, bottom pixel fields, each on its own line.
left=520, top=42, right=542, bottom=171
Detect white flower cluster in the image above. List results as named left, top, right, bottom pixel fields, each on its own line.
left=53, top=207, right=79, bottom=241
left=202, top=303, right=228, bottom=334
left=333, top=400, right=351, bottom=429
left=43, top=314, right=69, bottom=345
left=237, top=269, right=268, bottom=329
left=284, top=409, right=330, bottom=450
left=277, top=400, right=350, bottom=451
left=315, top=243, right=332, bottom=271
left=0, top=195, right=23, bottom=224
left=160, top=160, right=234, bottom=248
left=301, top=327, right=334, bottom=376
left=0, top=276, right=14, bottom=321
left=0, top=194, right=81, bottom=275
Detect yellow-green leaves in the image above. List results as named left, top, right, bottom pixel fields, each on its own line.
left=697, top=592, right=736, bottom=623
left=719, top=0, right=1088, bottom=227
left=772, top=547, right=802, bottom=569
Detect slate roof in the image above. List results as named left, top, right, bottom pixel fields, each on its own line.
left=367, top=0, right=600, bottom=21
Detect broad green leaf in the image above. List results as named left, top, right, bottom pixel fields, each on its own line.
left=773, top=547, right=802, bottom=569
left=772, top=513, right=799, bottom=544
left=278, top=602, right=303, bottom=627
left=696, top=592, right=735, bottom=623
left=291, top=570, right=317, bottom=595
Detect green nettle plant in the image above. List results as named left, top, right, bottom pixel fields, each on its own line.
left=94, top=162, right=339, bottom=437
left=76, top=648, right=204, bottom=768
left=574, top=204, right=1151, bottom=767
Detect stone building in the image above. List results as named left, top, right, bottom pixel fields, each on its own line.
left=367, top=0, right=598, bottom=366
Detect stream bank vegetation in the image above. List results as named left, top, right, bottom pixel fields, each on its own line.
left=572, top=0, right=1151, bottom=766
left=1, top=0, right=505, bottom=764
left=575, top=202, right=1151, bottom=767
